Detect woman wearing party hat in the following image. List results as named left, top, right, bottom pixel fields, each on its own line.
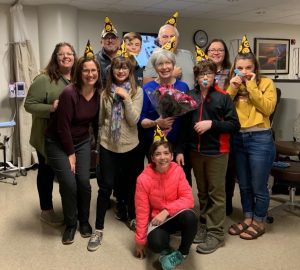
left=135, top=126, right=197, bottom=270
left=87, top=52, right=143, bottom=251
left=45, top=41, right=101, bottom=244
left=176, top=46, right=240, bottom=253
left=227, top=35, right=276, bottom=240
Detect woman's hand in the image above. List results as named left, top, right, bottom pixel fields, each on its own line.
left=68, top=154, right=76, bottom=173
left=156, top=117, right=174, bottom=130
left=50, top=99, right=59, bottom=112
left=245, top=72, right=256, bottom=81
left=194, top=120, right=212, bottom=135
left=115, top=87, right=130, bottom=100
left=151, top=209, right=169, bottom=226
left=135, top=243, right=146, bottom=260
left=176, top=153, right=185, bottom=166
left=229, top=75, right=243, bottom=89
left=172, top=65, right=182, bottom=79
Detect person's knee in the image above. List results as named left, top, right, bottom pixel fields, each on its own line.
left=147, top=235, right=168, bottom=253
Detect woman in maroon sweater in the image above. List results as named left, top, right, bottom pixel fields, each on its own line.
left=46, top=56, right=102, bottom=245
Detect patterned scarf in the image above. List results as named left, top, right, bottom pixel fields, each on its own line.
left=111, top=82, right=131, bottom=142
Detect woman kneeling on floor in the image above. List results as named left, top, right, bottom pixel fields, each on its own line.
left=135, top=130, right=197, bottom=270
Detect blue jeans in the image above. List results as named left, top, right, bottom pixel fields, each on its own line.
left=232, top=130, right=275, bottom=222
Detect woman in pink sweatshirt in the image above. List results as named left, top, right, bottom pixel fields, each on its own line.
left=135, top=140, right=197, bottom=270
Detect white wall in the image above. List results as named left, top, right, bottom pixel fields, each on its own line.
left=1, top=4, right=300, bottom=153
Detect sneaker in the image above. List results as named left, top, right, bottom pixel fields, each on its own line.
left=159, top=248, right=174, bottom=259
left=62, top=225, right=77, bottom=245
left=193, top=223, right=207, bottom=244
left=79, top=222, right=92, bottom=238
left=159, top=250, right=184, bottom=270
left=87, top=230, right=103, bottom=252
left=196, top=234, right=225, bottom=254
left=40, top=210, right=64, bottom=227
left=128, top=219, right=136, bottom=231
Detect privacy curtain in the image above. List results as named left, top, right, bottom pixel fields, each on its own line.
left=10, top=3, right=38, bottom=167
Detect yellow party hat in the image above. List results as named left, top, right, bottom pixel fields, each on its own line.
left=84, top=40, right=94, bottom=58
left=238, top=35, right=252, bottom=54
left=116, top=40, right=129, bottom=58
left=162, top=36, right=176, bottom=53
left=165, top=11, right=179, bottom=27
left=195, top=45, right=209, bottom=63
left=153, top=125, right=168, bottom=142
left=101, top=16, right=118, bottom=38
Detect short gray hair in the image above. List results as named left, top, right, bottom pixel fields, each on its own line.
left=151, top=48, right=176, bottom=68
left=158, top=24, right=179, bottom=38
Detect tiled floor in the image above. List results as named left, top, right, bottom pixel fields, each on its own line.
left=0, top=170, right=300, bottom=270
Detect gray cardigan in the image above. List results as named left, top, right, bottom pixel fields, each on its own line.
left=98, top=86, right=143, bottom=153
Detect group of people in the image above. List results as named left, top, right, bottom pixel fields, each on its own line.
left=24, top=12, right=277, bottom=270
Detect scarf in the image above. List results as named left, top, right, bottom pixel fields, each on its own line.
left=111, top=82, right=131, bottom=142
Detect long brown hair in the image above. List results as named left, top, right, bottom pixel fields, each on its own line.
left=103, top=56, right=137, bottom=98
left=229, top=53, right=262, bottom=84
left=73, top=57, right=102, bottom=91
left=43, top=42, right=77, bottom=83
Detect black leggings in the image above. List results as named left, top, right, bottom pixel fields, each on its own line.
left=147, top=210, right=197, bottom=256
left=95, top=145, right=140, bottom=229
left=37, top=152, right=55, bottom=210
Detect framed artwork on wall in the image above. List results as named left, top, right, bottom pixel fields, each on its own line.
left=254, top=38, right=290, bottom=74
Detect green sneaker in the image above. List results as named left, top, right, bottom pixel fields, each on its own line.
left=196, top=234, right=224, bottom=254
left=193, top=223, right=207, bottom=243
left=159, top=250, right=183, bottom=270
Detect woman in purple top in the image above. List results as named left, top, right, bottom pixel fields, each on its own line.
left=46, top=56, right=102, bottom=245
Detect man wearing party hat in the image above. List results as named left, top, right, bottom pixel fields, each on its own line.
left=95, top=16, right=120, bottom=86
left=176, top=45, right=240, bottom=254
left=227, top=35, right=276, bottom=241
left=143, top=12, right=195, bottom=90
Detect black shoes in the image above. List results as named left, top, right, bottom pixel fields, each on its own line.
left=115, top=201, right=128, bottom=221
left=62, top=225, right=77, bottom=245
left=79, top=223, right=92, bottom=238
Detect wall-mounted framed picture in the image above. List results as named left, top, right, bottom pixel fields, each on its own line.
left=254, top=38, right=290, bottom=74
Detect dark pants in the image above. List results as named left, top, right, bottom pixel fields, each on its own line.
left=190, top=151, right=228, bottom=240
left=46, top=137, right=91, bottom=227
left=95, top=145, right=140, bottom=229
left=37, top=152, right=55, bottom=211
left=147, top=210, right=197, bottom=256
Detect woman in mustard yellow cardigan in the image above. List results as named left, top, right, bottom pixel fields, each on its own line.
left=227, top=51, right=276, bottom=240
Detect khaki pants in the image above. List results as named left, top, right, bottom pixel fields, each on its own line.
left=190, top=151, right=228, bottom=240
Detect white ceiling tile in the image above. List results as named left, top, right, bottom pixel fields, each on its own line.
left=0, top=0, right=299, bottom=25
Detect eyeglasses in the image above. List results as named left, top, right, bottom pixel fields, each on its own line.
left=208, top=49, right=225, bottom=53
left=113, top=66, right=129, bottom=71
left=103, top=36, right=117, bottom=41
left=198, top=72, right=214, bottom=79
left=57, top=52, right=74, bottom=58
left=82, top=69, right=98, bottom=75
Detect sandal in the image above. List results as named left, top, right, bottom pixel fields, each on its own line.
left=240, top=223, right=265, bottom=240
left=228, top=222, right=249, bottom=235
